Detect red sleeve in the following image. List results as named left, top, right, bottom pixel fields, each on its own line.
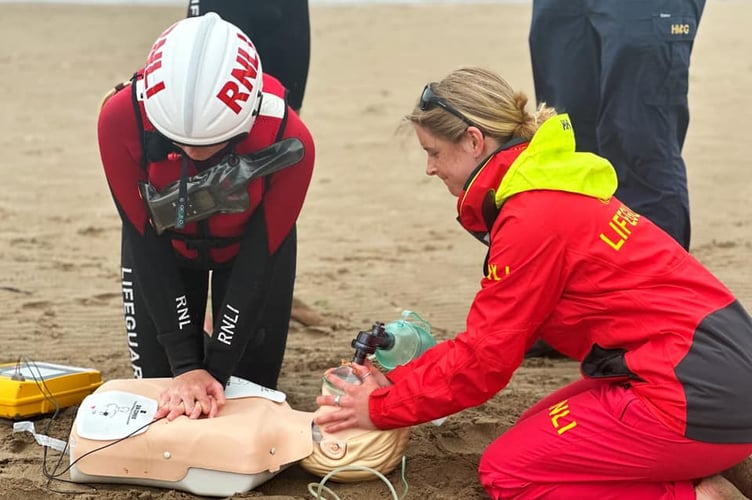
left=369, top=204, right=569, bottom=429
left=98, top=84, right=203, bottom=376
left=97, top=84, right=149, bottom=234
left=263, top=109, right=315, bottom=254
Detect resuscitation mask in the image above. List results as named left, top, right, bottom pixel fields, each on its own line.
left=375, top=310, right=436, bottom=370
left=350, top=310, right=437, bottom=370
left=321, top=311, right=437, bottom=403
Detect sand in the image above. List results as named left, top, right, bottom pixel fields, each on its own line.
left=0, top=1, right=750, bottom=499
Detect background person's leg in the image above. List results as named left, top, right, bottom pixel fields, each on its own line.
left=591, top=0, right=705, bottom=250
left=187, top=0, right=311, bottom=112
left=529, top=0, right=600, bottom=152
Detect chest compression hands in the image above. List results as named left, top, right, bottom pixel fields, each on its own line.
left=139, top=137, right=305, bottom=235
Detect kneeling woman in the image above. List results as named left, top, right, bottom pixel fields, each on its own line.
left=314, top=66, right=752, bottom=499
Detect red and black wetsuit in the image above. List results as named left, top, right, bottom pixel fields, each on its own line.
left=98, top=72, right=314, bottom=389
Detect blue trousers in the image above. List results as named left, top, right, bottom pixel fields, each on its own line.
left=529, top=0, right=705, bottom=250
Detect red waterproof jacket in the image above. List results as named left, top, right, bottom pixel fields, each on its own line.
left=370, top=115, right=752, bottom=443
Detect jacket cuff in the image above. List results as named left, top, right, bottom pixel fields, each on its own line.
left=157, top=327, right=204, bottom=376
left=205, top=366, right=231, bottom=388
left=202, top=338, right=232, bottom=387
left=368, top=386, right=402, bottom=430
left=383, top=364, right=410, bottom=383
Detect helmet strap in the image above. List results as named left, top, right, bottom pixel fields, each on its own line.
left=175, top=156, right=190, bottom=229
left=252, top=92, right=264, bottom=118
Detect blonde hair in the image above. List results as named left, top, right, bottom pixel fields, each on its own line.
left=405, top=66, right=557, bottom=143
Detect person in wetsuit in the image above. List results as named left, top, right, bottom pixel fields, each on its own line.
left=97, top=13, right=315, bottom=421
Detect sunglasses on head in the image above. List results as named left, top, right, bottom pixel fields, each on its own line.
left=419, top=83, right=477, bottom=128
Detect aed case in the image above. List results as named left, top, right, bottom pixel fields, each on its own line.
left=0, top=362, right=103, bottom=419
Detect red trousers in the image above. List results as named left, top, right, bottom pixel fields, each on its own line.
left=478, top=379, right=752, bottom=499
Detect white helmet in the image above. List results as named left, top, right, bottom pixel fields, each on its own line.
left=141, top=12, right=263, bottom=146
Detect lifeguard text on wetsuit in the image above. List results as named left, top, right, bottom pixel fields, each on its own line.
left=121, top=267, right=141, bottom=378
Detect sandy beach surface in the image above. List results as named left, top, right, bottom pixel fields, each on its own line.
left=1, top=1, right=751, bottom=499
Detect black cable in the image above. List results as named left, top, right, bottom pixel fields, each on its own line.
left=16, top=357, right=164, bottom=495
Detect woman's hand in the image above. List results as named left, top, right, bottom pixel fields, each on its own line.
left=314, top=360, right=391, bottom=433
left=154, top=369, right=226, bottom=421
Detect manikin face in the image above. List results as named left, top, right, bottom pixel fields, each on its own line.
left=414, top=125, right=490, bottom=197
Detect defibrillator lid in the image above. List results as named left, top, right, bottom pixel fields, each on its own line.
left=0, top=361, right=103, bottom=419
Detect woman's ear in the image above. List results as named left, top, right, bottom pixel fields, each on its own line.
left=466, top=126, right=486, bottom=156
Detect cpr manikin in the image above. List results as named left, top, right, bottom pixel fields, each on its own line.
left=68, top=313, right=435, bottom=496
left=69, top=377, right=312, bottom=496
